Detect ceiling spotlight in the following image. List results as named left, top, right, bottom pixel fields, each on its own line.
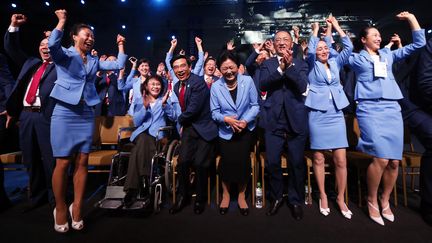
left=90, top=26, right=94, bottom=30
left=11, top=3, right=17, bottom=8
left=171, top=35, right=176, bottom=39
left=81, top=0, right=85, bottom=4
left=121, top=0, right=126, bottom=2
left=122, top=25, right=126, bottom=29
left=147, top=36, right=151, bottom=41
left=45, top=1, right=50, bottom=6
left=428, top=29, right=432, bottom=34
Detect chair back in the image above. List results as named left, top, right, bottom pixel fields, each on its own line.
left=99, top=116, right=134, bottom=145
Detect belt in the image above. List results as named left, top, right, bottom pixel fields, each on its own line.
left=22, top=106, right=41, bottom=112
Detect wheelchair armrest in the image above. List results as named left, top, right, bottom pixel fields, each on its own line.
left=157, top=126, right=174, bottom=132
left=117, top=126, right=136, bottom=143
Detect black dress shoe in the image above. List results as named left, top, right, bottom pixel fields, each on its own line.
left=123, top=189, right=138, bottom=208
left=219, top=207, right=228, bottom=215
left=290, top=204, right=303, bottom=221
left=194, top=201, right=205, bottom=215
left=238, top=205, right=249, bottom=216
left=266, top=198, right=283, bottom=216
left=169, top=196, right=187, bottom=214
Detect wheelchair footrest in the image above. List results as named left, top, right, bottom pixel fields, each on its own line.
left=97, top=199, right=123, bottom=209
left=104, top=186, right=126, bottom=199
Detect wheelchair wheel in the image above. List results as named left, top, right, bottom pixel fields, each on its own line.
left=165, top=139, right=180, bottom=195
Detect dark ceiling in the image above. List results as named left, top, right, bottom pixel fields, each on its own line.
left=1, top=0, right=430, bottom=72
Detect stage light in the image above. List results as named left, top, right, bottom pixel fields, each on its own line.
left=11, top=3, right=17, bottom=8
left=81, top=0, right=85, bottom=4
left=171, top=35, right=176, bottom=39
left=122, top=25, right=126, bottom=29
left=428, top=29, right=432, bottom=34
left=90, top=26, right=94, bottom=30
left=45, top=1, right=50, bottom=6
left=332, top=32, right=336, bottom=36
left=147, top=36, right=151, bottom=41
left=121, top=0, right=126, bottom=2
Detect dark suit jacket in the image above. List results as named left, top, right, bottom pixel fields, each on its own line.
left=95, top=72, right=127, bottom=116
left=0, top=53, right=15, bottom=113
left=4, top=30, right=57, bottom=119
left=259, top=56, right=309, bottom=134
left=173, top=73, right=217, bottom=142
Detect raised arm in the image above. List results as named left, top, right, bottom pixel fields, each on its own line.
left=4, top=14, right=29, bottom=67
left=48, top=9, right=68, bottom=64
left=328, top=16, right=353, bottom=67
left=192, top=37, right=204, bottom=75
left=392, top=12, right=426, bottom=61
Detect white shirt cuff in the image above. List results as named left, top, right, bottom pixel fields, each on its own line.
left=277, top=66, right=284, bottom=75
left=8, top=26, right=19, bottom=32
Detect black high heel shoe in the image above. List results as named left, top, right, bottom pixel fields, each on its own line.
left=238, top=205, right=249, bottom=216
left=219, top=206, right=229, bottom=215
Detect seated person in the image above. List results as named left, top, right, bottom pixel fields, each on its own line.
left=122, top=75, right=169, bottom=207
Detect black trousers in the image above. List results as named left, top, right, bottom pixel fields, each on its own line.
left=124, top=132, right=156, bottom=191
left=19, top=111, right=55, bottom=206
left=264, top=130, right=307, bottom=205
left=406, top=109, right=432, bottom=212
left=177, top=126, right=215, bottom=202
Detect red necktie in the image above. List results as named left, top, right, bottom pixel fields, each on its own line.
left=179, top=82, right=186, bottom=112
left=106, top=75, right=111, bottom=86
left=26, top=62, right=49, bottom=104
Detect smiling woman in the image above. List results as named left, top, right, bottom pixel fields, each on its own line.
left=47, top=9, right=128, bottom=233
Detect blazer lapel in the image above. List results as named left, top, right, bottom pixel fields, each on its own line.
left=220, top=79, right=236, bottom=110
left=235, top=76, right=246, bottom=108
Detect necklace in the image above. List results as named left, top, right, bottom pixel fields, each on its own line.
left=226, top=81, right=238, bottom=91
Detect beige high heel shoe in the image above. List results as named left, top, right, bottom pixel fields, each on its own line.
left=53, top=208, right=69, bottom=233
left=69, top=204, right=84, bottom=230
left=368, top=201, right=384, bottom=226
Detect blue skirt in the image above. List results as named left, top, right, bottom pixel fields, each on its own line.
left=51, top=101, right=94, bottom=157
left=356, top=99, right=403, bottom=160
left=308, top=99, right=348, bottom=150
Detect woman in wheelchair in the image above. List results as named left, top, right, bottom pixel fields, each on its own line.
left=122, top=75, right=170, bottom=207
left=210, top=50, right=259, bottom=215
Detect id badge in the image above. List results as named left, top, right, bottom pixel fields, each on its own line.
left=374, top=61, right=387, bottom=78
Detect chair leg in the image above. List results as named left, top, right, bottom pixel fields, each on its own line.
left=402, top=165, right=407, bottom=207
left=216, top=174, right=219, bottom=205
left=393, top=184, right=398, bottom=207
left=357, top=167, right=362, bottom=207
left=410, top=168, right=415, bottom=190
left=261, top=157, right=265, bottom=208
left=251, top=153, right=255, bottom=206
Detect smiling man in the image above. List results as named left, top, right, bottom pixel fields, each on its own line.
left=4, top=14, right=57, bottom=211
left=168, top=55, right=218, bottom=215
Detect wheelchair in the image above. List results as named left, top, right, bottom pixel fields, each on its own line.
left=96, top=125, right=180, bottom=213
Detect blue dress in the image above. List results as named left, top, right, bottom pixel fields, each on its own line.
left=305, top=36, right=353, bottom=150
left=348, top=29, right=426, bottom=160
left=48, top=28, right=127, bottom=157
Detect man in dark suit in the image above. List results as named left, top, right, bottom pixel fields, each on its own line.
left=259, top=30, right=309, bottom=220
left=395, top=36, right=432, bottom=226
left=0, top=53, right=15, bottom=211
left=168, top=55, right=218, bottom=215
left=4, top=14, right=57, bottom=210
left=95, top=55, right=127, bottom=116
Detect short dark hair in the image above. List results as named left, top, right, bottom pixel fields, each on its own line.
left=70, top=23, right=92, bottom=45
left=137, top=58, right=150, bottom=68
left=354, top=26, right=377, bottom=52
left=140, top=75, right=164, bottom=98
left=216, top=50, right=240, bottom=68
left=204, top=56, right=216, bottom=67
left=170, top=54, right=191, bottom=68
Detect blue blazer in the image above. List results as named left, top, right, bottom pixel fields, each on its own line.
left=95, top=72, right=127, bottom=116
left=259, top=57, right=309, bottom=134
left=173, top=73, right=218, bottom=141
left=210, top=74, right=259, bottom=140
left=305, top=36, right=353, bottom=111
left=48, top=29, right=127, bottom=106
left=130, top=98, right=166, bottom=142
left=4, top=30, right=56, bottom=119
left=348, top=29, right=425, bottom=101
left=117, top=69, right=143, bottom=115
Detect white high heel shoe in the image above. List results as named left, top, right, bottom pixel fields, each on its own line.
left=319, top=199, right=330, bottom=216
left=53, top=208, right=69, bottom=233
left=381, top=204, right=395, bottom=222
left=69, top=204, right=84, bottom=230
left=368, top=201, right=384, bottom=226
left=339, top=202, right=353, bottom=219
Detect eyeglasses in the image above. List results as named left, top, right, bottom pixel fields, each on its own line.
left=173, top=63, right=188, bottom=70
